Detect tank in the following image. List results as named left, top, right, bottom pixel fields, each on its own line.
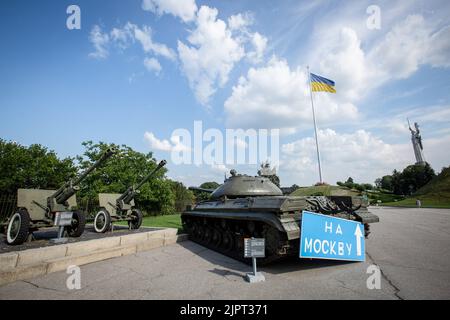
left=182, top=169, right=379, bottom=264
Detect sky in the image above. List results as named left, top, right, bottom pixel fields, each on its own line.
left=0, top=0, right=449, bottom=187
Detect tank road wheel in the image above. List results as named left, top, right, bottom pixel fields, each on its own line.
left=211, top=227, right=222, bottom=248
left=6, top=209, right=30, bottom=245
left=221, top=230, right=234, bottom=252
left=128, top=209, right=143, bottom=230
left=94, top=210, right=111, bottom=233
left=196, top=222, right=207, bottom=242
left=262, top=225, right=280, bottom=257
left=67, top=211, right=86, bottom=238
left=191, top=221, right=201, bottom=241
left=203, top=226, right=213, bottom=244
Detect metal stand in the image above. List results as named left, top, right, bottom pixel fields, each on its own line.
left=50, top=226, right=69, bottom=244
left=245, top=257, right=265, bottom=283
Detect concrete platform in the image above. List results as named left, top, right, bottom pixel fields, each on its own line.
left=0, top=227, right=187, bottom=286
left=0, top=225, right=158, bottom=254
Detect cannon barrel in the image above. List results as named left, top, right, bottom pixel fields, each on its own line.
left=135, top=160, right=167, bottom=191
left=52, top=148, right=117, bottom=205
left=117, top=160, right=167, bottom=205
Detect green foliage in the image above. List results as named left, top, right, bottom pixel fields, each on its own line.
left=200, top=181, right=221, bottom=189
left=336, top=177, right=373, bottom=192
left=389, top=163, right=436, bottom=195
left=169, top=180, right=194, bottom=212
left=416, top=166, right=450, bottom=196
left=381, top=166, right=450, bottom=208
left=193, top=181, right=221, bottom=201
left=0, top=139, right=76, bottom=194
left=77, top=141, right=175, bottom=215
left=378, top=175, right=393, bottom=191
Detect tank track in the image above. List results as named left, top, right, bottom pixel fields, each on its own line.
left=182, top=214, right=294, bottom=265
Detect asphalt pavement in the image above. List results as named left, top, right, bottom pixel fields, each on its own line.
left=0, top=207, right=449, bottom=300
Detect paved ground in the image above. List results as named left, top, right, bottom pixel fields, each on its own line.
left=1, top=207, right=449, bottom=300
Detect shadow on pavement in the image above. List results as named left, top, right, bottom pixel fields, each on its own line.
left=178, top=240, right=355, bottom=275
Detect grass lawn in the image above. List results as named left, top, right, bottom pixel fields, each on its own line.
left=382, top=196, right=450, bottom=209
left=118, top=214, right=184, bottom=233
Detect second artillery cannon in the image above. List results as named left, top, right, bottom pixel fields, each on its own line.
left=93, top=160, right=167, bottom=233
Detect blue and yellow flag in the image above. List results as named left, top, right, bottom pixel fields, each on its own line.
left=310, top=73, right=336, bottom=93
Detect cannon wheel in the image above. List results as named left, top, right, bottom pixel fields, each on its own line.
left=128, top=209, right=143, bottom=230
left=94, top=210, right=111, bottom=233
left=6, top=209, right=30, bottom=245
left=67, top=210, right=86, bottom=237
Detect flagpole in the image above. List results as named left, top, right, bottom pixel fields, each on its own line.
left=307, top=66, right=323, bottom=184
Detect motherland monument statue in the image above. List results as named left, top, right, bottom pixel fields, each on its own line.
left=408, top=119, right=426, bottom=165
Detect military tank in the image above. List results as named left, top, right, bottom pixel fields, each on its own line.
left=182, top=170, right=379, bottom=264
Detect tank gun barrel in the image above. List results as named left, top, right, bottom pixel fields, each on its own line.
left=188, top=187, right=215, bottom=193
left=117, top=160, right=167, bottom=206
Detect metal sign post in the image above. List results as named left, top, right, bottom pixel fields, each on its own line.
left=50, top=212, right=73, bottom=244
left=244, top=238, right=266, bottom=283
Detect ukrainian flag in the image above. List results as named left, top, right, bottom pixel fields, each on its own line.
left=310, top=73, right=336, bottom=93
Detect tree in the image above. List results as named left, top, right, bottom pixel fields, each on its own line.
left=374, top=178, right=382, bottom=189
left=170, top=180, right=194, bottom=212
left=0, top=139, right=76, bottom=195
left=77, top=141, right=175, bottom=215
left=388, top=164, right=435, bottom=195
left=192, top=181, right=221, bottom=201
left=380, top=175, right=393, bottom=191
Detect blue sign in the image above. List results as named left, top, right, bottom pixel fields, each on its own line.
left=299, top=211, right=365, bottom=262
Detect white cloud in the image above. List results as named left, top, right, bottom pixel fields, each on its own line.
left=144, top=57, right=162, bottom=75
left=228, top=12, right=253, bottom=31
left=427, top=26, right=450, bottom=68
left=280, top=129, right=412, bottom=185
left=144, top=132, right=173, bottom=151
left=177, top=6, right=246, bottom=105
left=311, top=27, right=377, bottom=102
left=280, top=127, right=450, bottom=186
left=142, top=0, right=198, bottom=22
left=368, top=15, right=429, bottom=80
left=224, top=56, right=358, bottom=129
left=89, top=22, right=176, bottom=75
left=308, top=14, right=450, bottom=101
left=224, top=12, right=450, bottom=131
left=246, top=32, right=267, bottom=64
left=131, top=24, right=176, bottom=61
left=110, top=23, right=134, bottom=49
left=144, top=132, right=191, bottom=152
left=88, top=25, right=110, bottom=59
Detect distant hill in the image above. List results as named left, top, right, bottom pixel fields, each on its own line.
left=290, top=185, right=360, bottom=197
left=416, top=166, right=450, bottom=197
left=383, top=166, right=450, bottom=208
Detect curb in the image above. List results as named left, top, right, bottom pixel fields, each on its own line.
left=0, top=228, right=188, bottom=286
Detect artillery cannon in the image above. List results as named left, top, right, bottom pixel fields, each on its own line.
left=94, top=160, right=167, bottom=233
left=5, top=148, right=116, bottom=245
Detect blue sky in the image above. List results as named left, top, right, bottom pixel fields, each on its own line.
left=1, top=0, right=449, bottom=186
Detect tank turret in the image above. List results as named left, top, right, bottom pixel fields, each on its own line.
left=209, top=170, right=282, bottom=199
